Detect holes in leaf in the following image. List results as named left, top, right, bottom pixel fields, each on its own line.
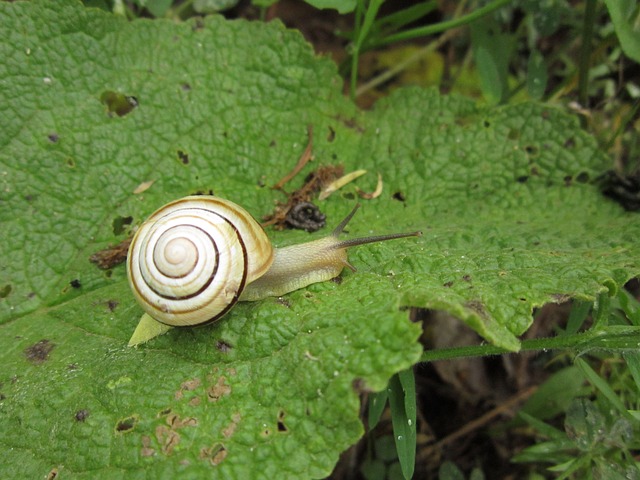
left=564, top=175, right=573, bottom=186
left=112, top=215, right=133, bottom=236
left=66, top=157, right=76, bottom=168
left=483, top=120, right=491, bottom=128
left=181, top=82, right=191, bottom=91
left=100, top=90, right=138, bottom=117
left=516, top=175, right=529, bottom=183
left=564, top=137, right=576, bottom=148
left=177, top=150, right=189, bottom=164
left=0, top=284, right=12, bottom=299
left=70, top=279, right=81, bottom=289
left=327, top=126, right=336, bottom=142
left=115, top=415, right=138, bottom=433
left=277, top=410, right=288, bottom=433
left=576, top=171, right=590, bottom=183
left=47, top=133, right=59, bottom=143
left=524, top=145, right=539, bottom=157
left=392, top=191, right=406, bottom=202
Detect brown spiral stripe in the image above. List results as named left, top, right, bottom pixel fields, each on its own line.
left=126, top=196, right=273, bottom=327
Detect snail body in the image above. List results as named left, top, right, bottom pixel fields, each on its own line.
left=126, top=195, right=420, bottom=345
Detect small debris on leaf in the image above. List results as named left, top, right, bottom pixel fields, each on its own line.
left=89, top=237, right=131, bottom=269
left=24, top=339, right=55, bottom=364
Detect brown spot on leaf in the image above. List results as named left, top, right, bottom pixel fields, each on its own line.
left=465, top=300, right=489, bottom=319
left=46, top=468, right=59, bottom=480
left=200, top=443, right=227, bottom=466
left=166, top=413, right=198, bottom=429
left=207, top=376, right=231, bottom=402
left=24, top=339, right=55, bottom=364
left=216, top=340, right=233, bottom=353
left=75, top=409, right=89, bottom=422
left=106, top=300, right=118, bottom=312
left=175, top=378, right=201, bottom=400
left=222, top=412, right=241, bottom=438
left=141, top=435, right=155, bottom=457
left=155, top=425, right=180, bottom=455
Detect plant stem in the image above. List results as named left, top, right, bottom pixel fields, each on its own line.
left=420, top=326, right=640, bottom=363
left=578, top=0, right=598, bottom=106
left=373, top=0, right=512, bottom=48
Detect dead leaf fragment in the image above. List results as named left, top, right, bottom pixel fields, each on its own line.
left=89, top=237, right=131, bottom=269
left=133, top=180, right=155, bottom=194
left=319, top=169, right=367, bottom=200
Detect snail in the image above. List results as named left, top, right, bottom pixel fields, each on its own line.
left=126, top=196, right=421, bottom=345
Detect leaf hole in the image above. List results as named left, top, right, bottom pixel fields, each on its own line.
left=177, top=150, right=189, bottom=164
left=115, top=415, right=138, bottom=433
left=392, top=191, right=406, bottom=202
left=524, top=145, right=539, bottom=156
left=100, top=90, right=138, bottom=117
left=564, top=137, right=576, bottom=148
left=0, top=284, right=12, bottom=299
left=516, top=175, right=529, bottom=183
left=66, top=157, right=76, bottom=168
left=69, top=279, right=81, bottom=289
left=576, top=171, right=590, bottom=183
left=277, top=410, right=288, bottom=433
left=327, top=126, right=336, bottom=142
left=47, top=133, right=59, bottom=143
left=112, top=215, right=133, bottom=236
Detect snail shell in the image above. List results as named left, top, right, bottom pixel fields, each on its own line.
left=126, top=196, right=273, bottom=326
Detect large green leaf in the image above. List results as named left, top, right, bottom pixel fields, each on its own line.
left=0, top=1, right=638, bottom=478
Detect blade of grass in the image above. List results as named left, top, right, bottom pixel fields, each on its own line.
left=387, top=368, right=416, bottom=480
left=575, top=357, right=634, bottom=420
left=372, top=0, right=511, bottom=48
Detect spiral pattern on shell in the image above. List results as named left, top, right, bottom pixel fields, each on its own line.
left=127, top=196, right=274, bottom=326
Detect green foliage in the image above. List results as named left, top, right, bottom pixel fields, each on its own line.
left=512, top=297, right=640, bottom=479
left=1, top=0, right=640, bottom=478
left=603, top=0, right=640, bottom=63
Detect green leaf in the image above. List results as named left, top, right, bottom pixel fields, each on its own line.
left=603, top=0, right=640, bottom=63
left=527, top=49, right=548, bottom=100
left=471, top=18, right=512, bottom=103
left=387, top=369, right=416, bottom=479
left=193, top=0, right=239, bottom=14
left=300, top=0, right=357, bottom=14
left=575, top=358, right=633, bottom=420
left=1, top=0, right=640, bottom=477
